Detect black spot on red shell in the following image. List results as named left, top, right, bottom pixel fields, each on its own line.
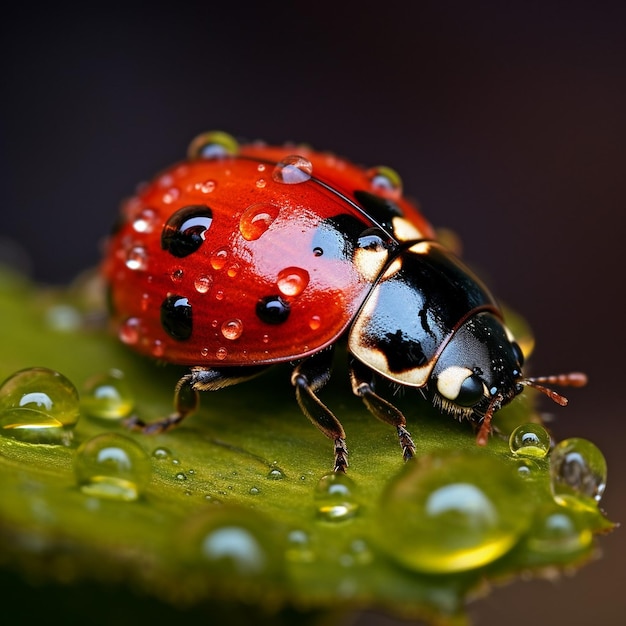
left=256, top=295, right=290, bottom=325
left=161, top=295, right=193, bottom=340
left=161, top=205, right=213, bottom=258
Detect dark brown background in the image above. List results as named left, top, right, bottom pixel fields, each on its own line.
left=1, top=2, right=624, bottom=624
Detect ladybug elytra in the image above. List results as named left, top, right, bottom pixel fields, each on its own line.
left=103, top=131, right=586, bottom=472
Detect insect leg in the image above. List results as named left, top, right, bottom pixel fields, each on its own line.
left=290, top=347, right=349, bottom=473
left=126, top=365, right=268, bottom=434
left=349, top=358, right=415, bottom=461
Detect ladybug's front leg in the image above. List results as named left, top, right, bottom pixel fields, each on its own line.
left=126, top=365, right=267, bottom=434
left=290, top=347, right=349, bottom=473
left=349, top=358, right=416, bottom=461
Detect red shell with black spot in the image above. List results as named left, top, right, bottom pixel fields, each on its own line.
left=103, top=132, right=435, bottom=367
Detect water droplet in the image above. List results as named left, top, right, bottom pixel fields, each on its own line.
left=161, top=205, right=213, bottom=258
left=267, top=467, right=285, bottom=480
left=366, top=165, right=403, bottom=198
left=309, top=315, right=321, bottom=331
left=181, top=507, right=284, bottom=580
left=257, top=163, right=266, bottom=172
left=125, top=245, right=148, bottom=271
left=140, top=293, right=150, bottom=311
left=152, top=446, right=172, bottom=460
left=277, top=267, right=310, bottom=298
left=45, top=304, right=82, bottom=332
left=221, top=318, right=243, bottom=340
left=239, top=203, right=280, bottom=241
left=526, top=505, right=593, bottom=555
left=215, top=290, right=224, bottom=301
left=226, top=264, right=239, bottom=278
left=74, top=433, right=151, bottom=501
left=509, top=423, right=551, bottom=458
left=187, top=131, right=240, bottom=160
left=286, top=529, right=315, bottom=563
left=170, top=268, right=184, bottom=283
left=151, top=339, right=165, bottom=358
left=375, top=452, right=533, bottom=573
left=255, top=178, right=266, bottom=188
left=272, top=155, right=313, bottom=184
left=0, top=367, right=80, bottom=442
left=162, top=187, right=180, bottom=204
left=176, top=472, right=187, bottom=481
left=132, top=208, right=158, bottom=233
left=200, top=347, right=210, bottom=358
left=194, top=274, right=212, bottom=294
left=314, top=473, right=359, bottom=522
left=216, top=347, right=228, bottom=360
left=249, top=486, right=260, bottom=495
left=119, top=317, right=141, bottom=345
left=160, top=295, right=193, bottom=341
left=210, top=248, right=229, bottom=270
left=193, top=179, right=217, bottom=194
left=82, top=369, right=134, bottom=420
left=313, top=246, right=323, bottom=257
left=550, top=438, right=607, bottom=510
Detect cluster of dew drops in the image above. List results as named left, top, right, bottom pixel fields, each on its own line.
left=0, top=363, right=610, bottom=577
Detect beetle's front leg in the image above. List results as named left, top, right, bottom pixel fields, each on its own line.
left=291, top=347, right=349, bottom=473
left=349, top=357, right=415, bottom=461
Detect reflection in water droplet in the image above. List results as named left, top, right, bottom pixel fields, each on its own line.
left=194, top=180, right=216, bottom=194
left=162, top=187, right=180, bottom=204
left=526, top=505, right=593, bottom=555
left=182, top=507, right=284, bottom=581
left=0, top=367, right=80, bottom=443
left=267, top=467, right=285, bottom=480
left=152, top=446, right=172, bottom=460
left=509, top=423, right=551, bottom=458
left=277, top=267, right=310, bottom=298
left=170, top=268, right=184, bottom=283
left=194, top=275, right=212, bottom=294
left=227, top=264, right=239, bottom=278
left=314, top=473, right=359, bottom=522
left=187, top=131, right=240, bottom=160
left=256, top=178, right=266, bottom=188
left=366, top=165, right=403, bottom=198
left=309, top=315, right=321, bottom=331
left=82, top=369, right=134, bottom=420
left=550, top=438, right=607, bottom=510
left=286, top=529, right=315, bottom=563
left=216, top=347, right=228, bottom=360
left=375, top=452, right=533, bottom=573
left=119, top=317, right=141, bottom=345
left=132, top=208, right=158, bottom=233
left=210, top=248, right=229, bottom=270
left=221, top=318, right=243, bottom=340
left=151, top=339, right=165, bottom=358
left=272, top=155, right=313, bottom=184
left=125, top=246, right=148, bottom=271
left=239, top=203, right=280, bottom=241
left=74, top=433, right=151, bottom=501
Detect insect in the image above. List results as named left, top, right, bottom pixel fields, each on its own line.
left=103, top=131, right=587, bottom=472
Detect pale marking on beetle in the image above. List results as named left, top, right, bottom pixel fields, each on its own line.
left=353, top=246, right=389, bottom=283
left=380, top=257, right=403, bottom=280
left=391, top=216, right=426, bottom=242
left=436, top=365, right=475, bottom=401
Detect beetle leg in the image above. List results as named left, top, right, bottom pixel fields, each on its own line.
left=126, top=365, right=267, bottom=434
left=291, top=348, right=349, bottom=473
left=349, top=358, right=416, bottom=461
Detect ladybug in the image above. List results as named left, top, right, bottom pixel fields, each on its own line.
left=103, top=131, right=586, bottom=472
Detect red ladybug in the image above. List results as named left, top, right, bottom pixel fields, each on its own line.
left=103, top=131, right=586, bottom=471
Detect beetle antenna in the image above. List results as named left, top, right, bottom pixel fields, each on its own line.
left=520, top=372, right=588, bottom=407
left=475, top=393, right=502, bottom=446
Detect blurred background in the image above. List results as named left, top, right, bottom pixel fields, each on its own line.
left=1, top=1, right=624, bottom=624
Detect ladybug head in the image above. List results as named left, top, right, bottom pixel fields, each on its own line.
left=429, top=311, right=587, bottom=444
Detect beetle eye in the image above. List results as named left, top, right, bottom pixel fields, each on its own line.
left=456, top=374, right=485, bottom=407
left=511, top=341, right=524, bottom=366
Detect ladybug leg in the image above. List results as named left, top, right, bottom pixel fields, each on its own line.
left=126, top=365, right=267, bottom=434
left=290, top=348, right=349, bottom=473
left=349, top=358, right=416, bottom=461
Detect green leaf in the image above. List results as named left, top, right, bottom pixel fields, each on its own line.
left=0, top=266, right=614, bottom=625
